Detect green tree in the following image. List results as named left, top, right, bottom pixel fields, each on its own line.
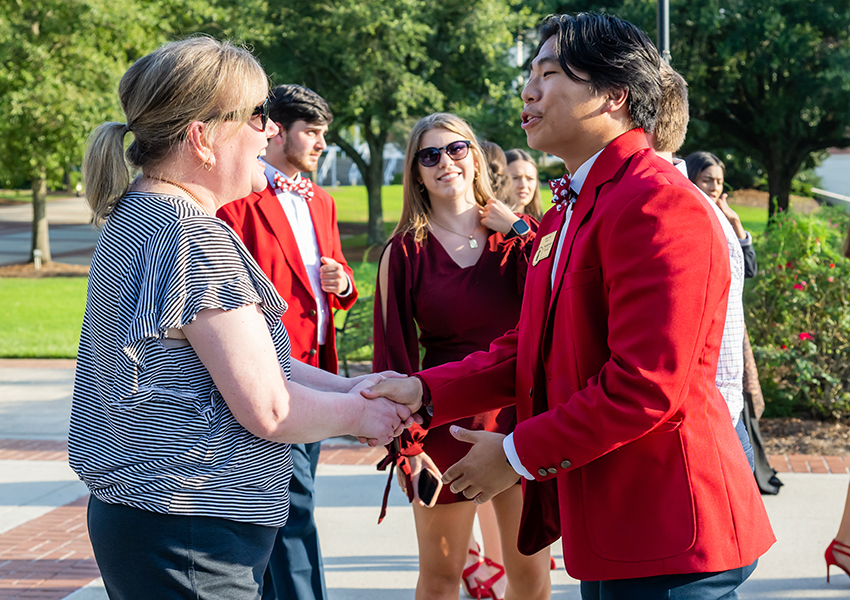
left=547, top=0, right=850, bottom=218
left=261, top=0, right=530, bottom=245
left=0, top=0, right=161, bottom=262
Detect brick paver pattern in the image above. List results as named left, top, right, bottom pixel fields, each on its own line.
left=0, top=439, right=846, bottom=598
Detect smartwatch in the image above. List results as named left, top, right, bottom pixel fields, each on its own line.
left=508, top=218, right=531, bottom=238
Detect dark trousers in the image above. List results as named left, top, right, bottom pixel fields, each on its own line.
left=87, top=496, right=276, bottom=600
left=262, top=440, right=328, bottom=600
left=580, top=560, right=757, bottom=600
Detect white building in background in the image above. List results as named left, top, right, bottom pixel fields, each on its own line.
left=315, top=143, right=405, bottom=187
left=815, top=149, right=850, bottom=197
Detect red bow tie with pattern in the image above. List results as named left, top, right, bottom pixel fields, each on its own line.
left=549, top=176, right=577, bottom=212
left=273, top=172, right=315, bottom=201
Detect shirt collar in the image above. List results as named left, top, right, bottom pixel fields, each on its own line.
left=568, top=148, right=605, bottom=195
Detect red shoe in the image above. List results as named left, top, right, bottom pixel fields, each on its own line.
left=462, top=543, right=483, bottom=599
left=550, top=556, right=557, bottom=570
left=826, top=538, right=850, bottom=583
left=474, top=556, right=506, bottom=600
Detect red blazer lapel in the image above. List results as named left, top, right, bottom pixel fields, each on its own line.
left=547, top=129, right=650, bottom=316
left=256, top=188, right=314, bottom=298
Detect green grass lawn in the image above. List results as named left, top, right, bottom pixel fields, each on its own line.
left=732, top=204, right=767, bottom=236
left=0, top=278, right=87, bottom=357
left=329, top=184, right=403, bottom=223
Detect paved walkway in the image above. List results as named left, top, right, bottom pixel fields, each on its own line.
left=0, top=361, right=848, bottom=599
left=0, top=196, right=99, bottom=266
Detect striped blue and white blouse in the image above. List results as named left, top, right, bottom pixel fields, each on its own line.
left=69, top=192, right=294, bottom=528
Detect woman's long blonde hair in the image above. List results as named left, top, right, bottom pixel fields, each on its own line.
left=395, top=113, right=495, bottom=243
left=82, top=37, right=268, bottom=225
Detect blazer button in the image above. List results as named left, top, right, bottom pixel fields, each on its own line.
left=537, top=468, right=548, bottom=477
left=547, top=467, right=557, bottom=475
left=309, top=348, right=317, bottom=356
left=560, top=460, right=571, bottom=469
left=308, top=309, right=317, bottom=317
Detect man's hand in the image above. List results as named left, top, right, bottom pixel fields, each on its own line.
left=348, top=375, right=413, bottom=446
left=320, top=257, right=350, bottom=295
left=442, top=427, right=519, bottom=504
left=361, top=376, right=424, bottom=416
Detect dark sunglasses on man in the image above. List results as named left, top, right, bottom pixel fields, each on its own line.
left=415, top=140, right=472, bottom=168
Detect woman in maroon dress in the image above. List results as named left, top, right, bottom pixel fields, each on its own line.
left=374, top=113, right=552, bottom=600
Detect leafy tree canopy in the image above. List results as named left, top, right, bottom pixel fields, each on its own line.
left=547, top=0, right=850, bottom=216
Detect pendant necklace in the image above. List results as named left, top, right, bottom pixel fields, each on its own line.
left=146, top=176, right=210, bottom=215
left=430, top=217, right=479, bottom=249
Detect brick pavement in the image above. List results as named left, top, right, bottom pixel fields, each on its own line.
left=0, top=439, right=846, bottom=599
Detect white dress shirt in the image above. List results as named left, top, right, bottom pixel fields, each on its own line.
left=265, top=162, right=351, bottom=346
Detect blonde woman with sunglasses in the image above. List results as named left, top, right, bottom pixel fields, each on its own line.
left=373, top=113, right=551, bottom=600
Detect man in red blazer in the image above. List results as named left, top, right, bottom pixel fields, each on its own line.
left=218, top=85, right=356, bottom=600
left=365, top=13, right=774, bottom=599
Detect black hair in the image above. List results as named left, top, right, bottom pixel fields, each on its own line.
left=536, top=13, right=661, bottom=133
left=684, top=151, right=725, bottom=184
left=269, top=84, right=333, bottom=131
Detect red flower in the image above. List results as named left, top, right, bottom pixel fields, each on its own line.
left=829, top=276, right=835, bottom=283
left=786, top=262, right=793, bottom=269
left=781, top=344, right=787, bottom=349
left=799, top=332, right=814, bottom=341
left=830, top=264, right=835, bottom=268
left=793, top=283, right=805, bottom=290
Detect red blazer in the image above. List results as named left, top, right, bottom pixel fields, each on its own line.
left=217, top=182, right=357, bottom=374
left=418, top=129, right=775, bottom=581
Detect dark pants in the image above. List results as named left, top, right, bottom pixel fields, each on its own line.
left=87, top=496, right=276, bottom=600
left=580, top=560, right=757, bottom=600
left=262, top=440, right=328, bottom=600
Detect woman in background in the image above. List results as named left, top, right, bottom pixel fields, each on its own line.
left=374, top=113, right=550, bottom=600
left=684, top=151, right=755, bottom=276
left=505, top=149, right=542, bottom=221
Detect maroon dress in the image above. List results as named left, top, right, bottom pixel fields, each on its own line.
left=373, top=215, right=537, bottom=504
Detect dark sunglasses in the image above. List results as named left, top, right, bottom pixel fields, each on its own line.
left=415, top=140, right=472, bottom=167
left=224, top=98, right=270, bottom=129
left=252, top=98, right=270, bottom=130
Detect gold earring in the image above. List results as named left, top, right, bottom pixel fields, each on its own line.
left=474, top=171, right=479, bottom=180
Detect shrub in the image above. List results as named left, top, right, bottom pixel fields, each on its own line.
left=745, top=206, right=850, bottom=418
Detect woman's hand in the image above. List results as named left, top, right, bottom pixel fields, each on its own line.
left=715, top=193, right=747, bottom=239
left=401, top=451, right=444, bottom=508
left=345, top=370, right=407, bottom=392
left=479, top=198, right=520, bottom=235
left=349, top=375, right=414, bottom=446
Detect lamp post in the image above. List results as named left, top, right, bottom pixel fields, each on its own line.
left=658, top=0, right=672, bottom=63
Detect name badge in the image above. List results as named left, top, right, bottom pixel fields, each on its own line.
left=532, top=231, right=558, bottom=266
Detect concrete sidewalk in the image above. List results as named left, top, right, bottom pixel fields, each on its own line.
left=0, top=362, right=848, bottom=599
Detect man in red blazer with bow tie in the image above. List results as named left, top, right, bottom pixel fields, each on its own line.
left=218, top=85, right=356, bottom=600
left=365, top=13, right=775, bottom=599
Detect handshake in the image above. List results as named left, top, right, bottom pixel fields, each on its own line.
left=347, top=372, right=425, bottom=447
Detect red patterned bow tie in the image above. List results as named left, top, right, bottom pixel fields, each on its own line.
left=273, top=172, right=315, bottom=201
left=549, top=176, right=577, bottom=212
